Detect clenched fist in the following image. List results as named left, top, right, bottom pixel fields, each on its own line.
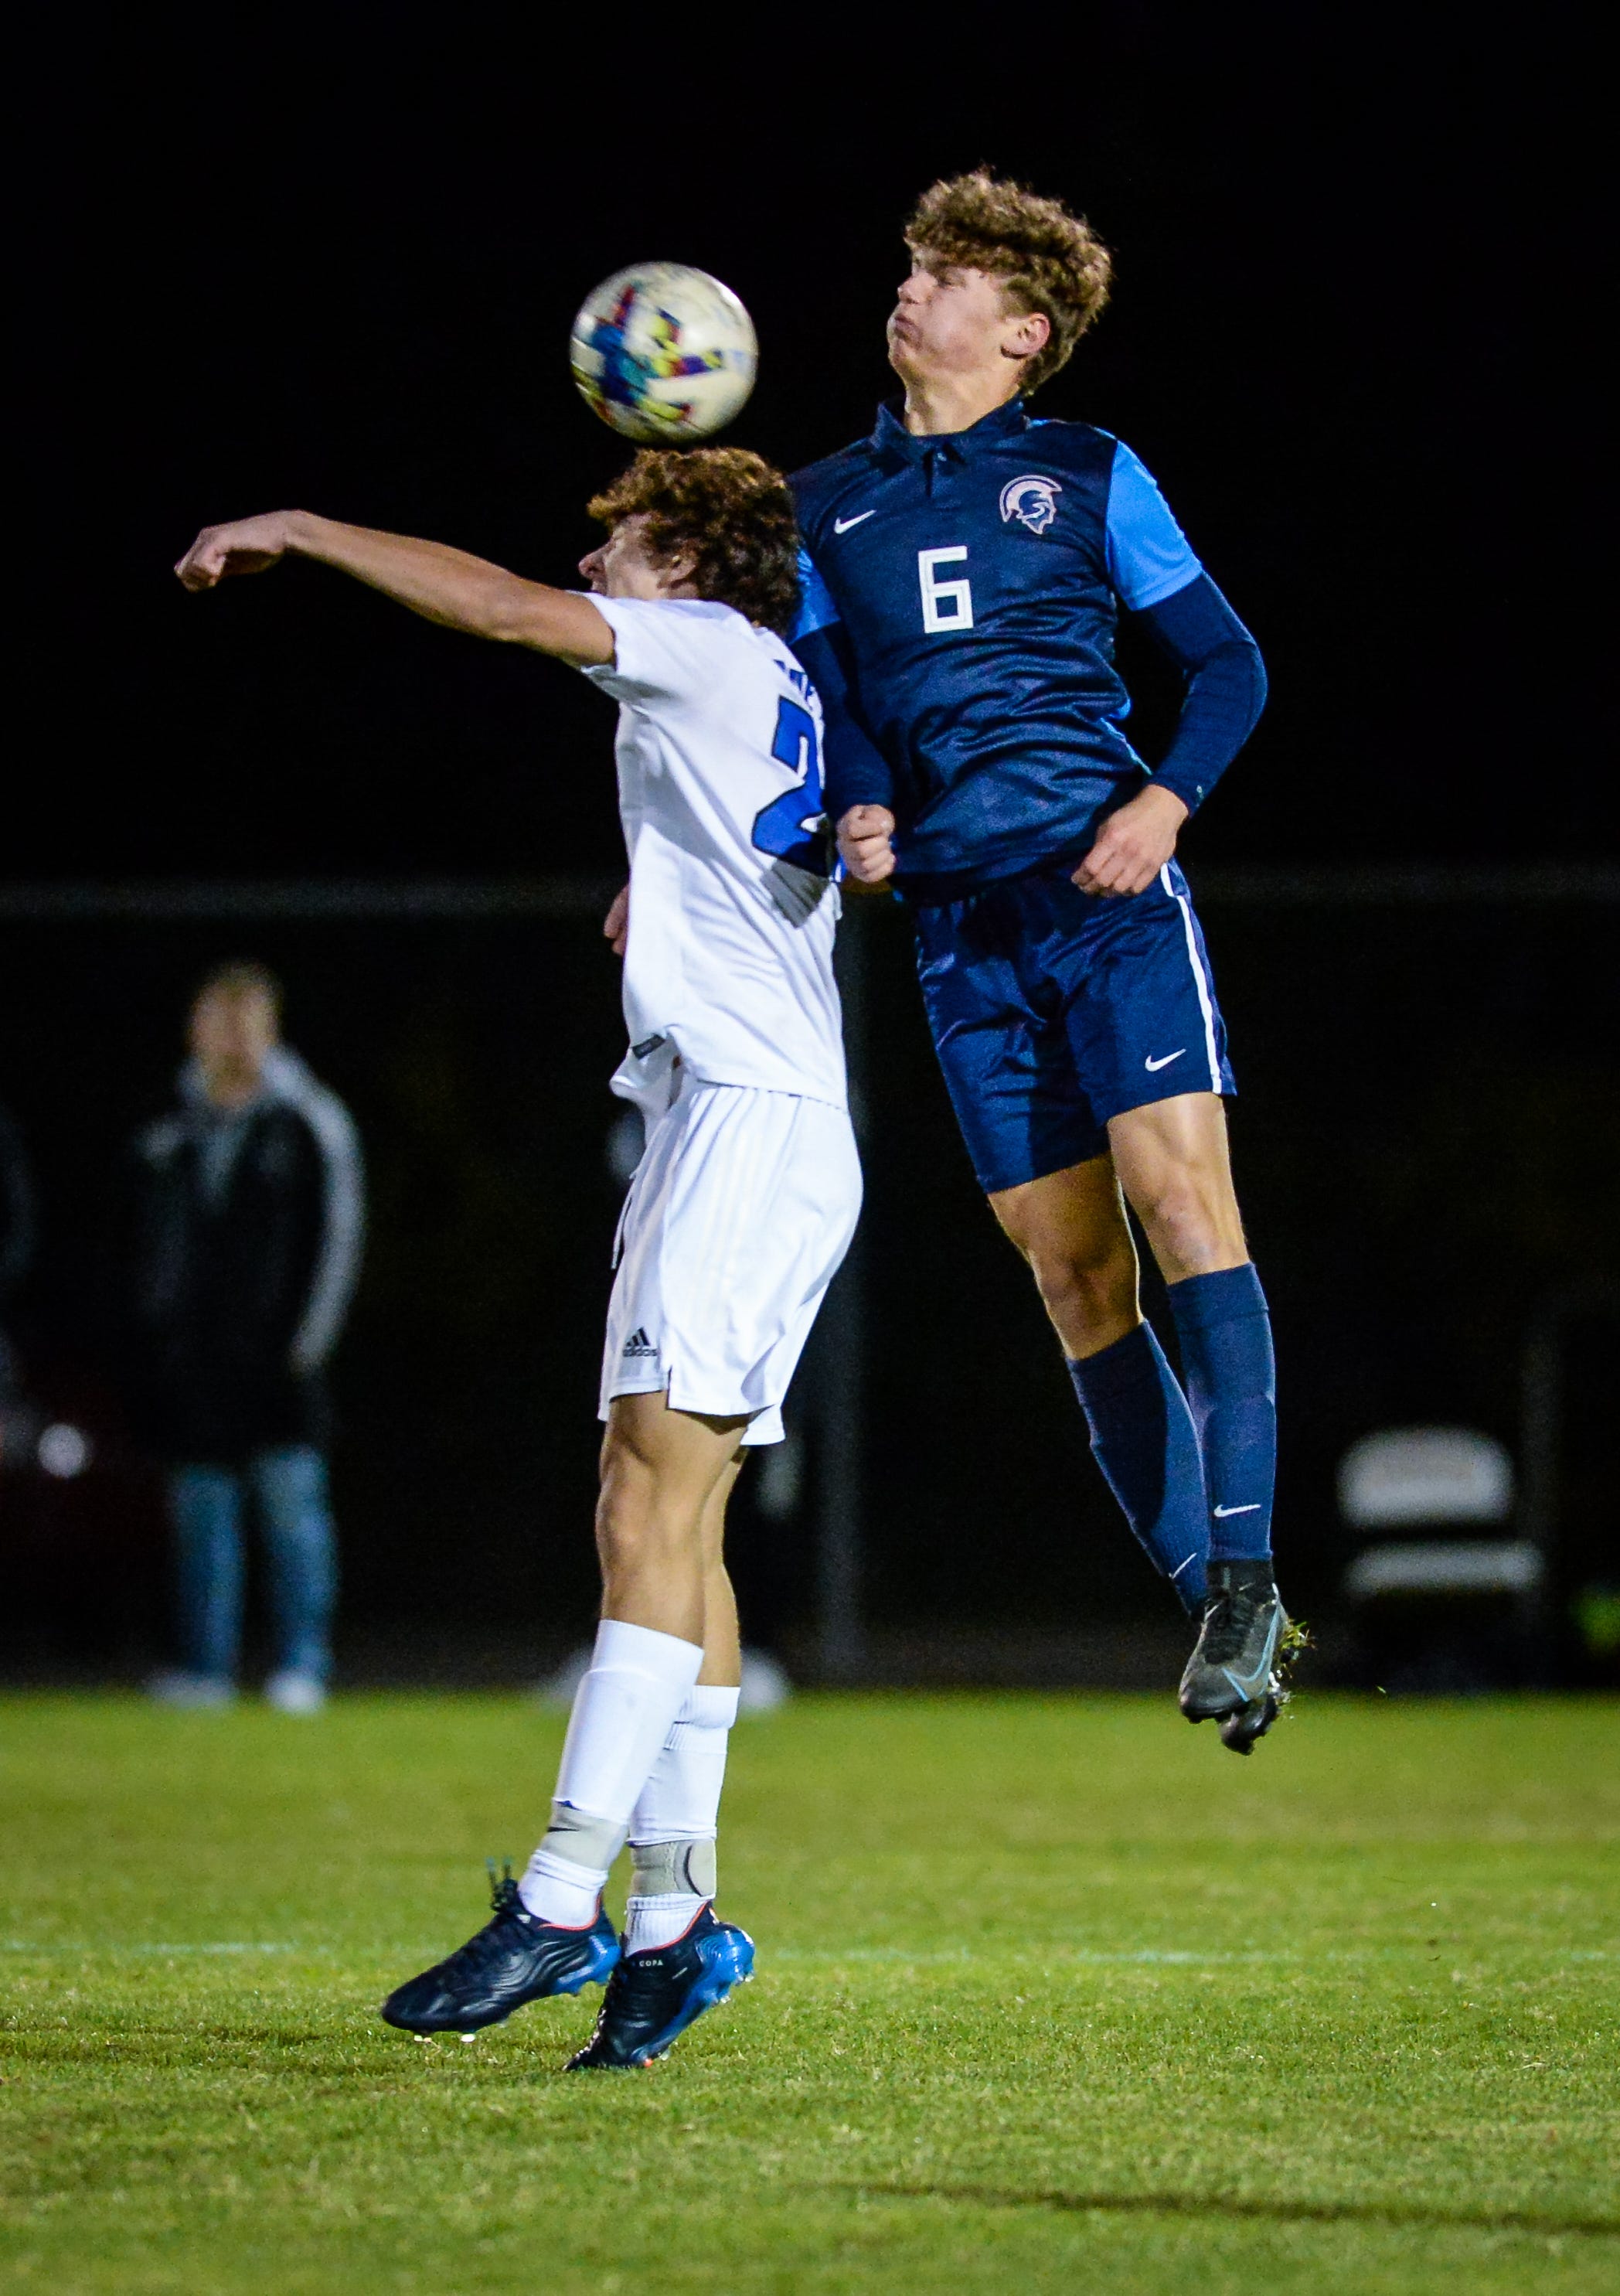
left=175, top=512, right=300, bottom=591
left=836, top=805, right=897, bottom=885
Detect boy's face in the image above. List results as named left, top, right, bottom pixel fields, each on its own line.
left=887, top=259, right=1042, bottom=389
left=579, top=515, right=696, bottom=601
left=189, top=985, right=277, bottom=1104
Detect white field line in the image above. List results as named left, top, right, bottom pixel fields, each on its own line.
left=2, top=1940, right=310, bottom=1955
left=771, top=1947, right=1291, bottom=1967
left=4, top=1940, right=1264, bottom=1965
left=2, top=1941, right=1612, bottom=1965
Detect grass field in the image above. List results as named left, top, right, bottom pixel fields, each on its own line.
left=2, top=1691, right=1617, bottom=2294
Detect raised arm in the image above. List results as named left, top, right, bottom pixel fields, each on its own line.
left=174, top=511, right=614, bottom=666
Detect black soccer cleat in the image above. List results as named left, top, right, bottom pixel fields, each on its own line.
left=379, top=1865, right=619, bottom=2036
left=1180, top=1558, right=1293, bottom=1752
left=565, top=1905, right=755, bottom=2070
left=1219, top=1689, right=1281, bottom=1756
left=1217, top=1615, right=1312, bottom=1753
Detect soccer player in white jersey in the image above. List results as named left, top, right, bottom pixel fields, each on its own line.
left=176, top=449, right=861, bottom=2069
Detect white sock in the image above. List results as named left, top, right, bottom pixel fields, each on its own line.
left=517, top=1843, right=608, bottom=1930
left=518, top=1620, right=703, bottom=1926
left=625, top=1683, right=738, bottom=1954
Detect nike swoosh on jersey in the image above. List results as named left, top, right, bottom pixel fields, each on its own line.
left=1213, top=1503, right=1261, bottom=1518
left=832, top=509, right=876, bottom=533
left=1144, top=1048, right=1185, bottom=1071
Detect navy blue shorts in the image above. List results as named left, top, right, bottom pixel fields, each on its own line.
left=914, top=859, right=1236, bottom=1195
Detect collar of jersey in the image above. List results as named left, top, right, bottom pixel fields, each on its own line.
left=869, top=396, right=1030, bottom=466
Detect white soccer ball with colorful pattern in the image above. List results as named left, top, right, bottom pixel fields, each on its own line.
left=570, top=264, right=757, bottom=443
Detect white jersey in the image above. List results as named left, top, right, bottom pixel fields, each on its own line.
left=581, top=596, right=846, bottom=1115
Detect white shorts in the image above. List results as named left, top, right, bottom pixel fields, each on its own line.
left=600, top=1074, right=862, bottom=1446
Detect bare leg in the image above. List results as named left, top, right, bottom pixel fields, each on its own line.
left=1106, top=1092, right=1247, bottom=1281
left=595, top=1392, right=751, bottom=1647
left=989, top=1151, right=1142, bottom=1360
left=696, top=1452, right=744, bottom=1687
left=990, top=1146, right=1207, bottom=1603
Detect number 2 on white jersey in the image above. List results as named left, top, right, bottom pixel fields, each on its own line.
left=751, top=696, right=831, bottom=875
left=918, top=545, right=974, bottom=633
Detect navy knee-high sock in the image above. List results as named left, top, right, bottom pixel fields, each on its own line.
left=1167, top=1262, right=1277, bottom=1565
left=1067, top=1324, right=1208, bottom=1613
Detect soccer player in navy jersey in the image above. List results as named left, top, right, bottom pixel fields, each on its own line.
left=788, top=173, right=1292, bottom=1751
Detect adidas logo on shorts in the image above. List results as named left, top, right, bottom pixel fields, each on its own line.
left=621, top=1327, right=659, bottom=1361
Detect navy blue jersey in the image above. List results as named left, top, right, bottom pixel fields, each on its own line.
left=790, top=398, right=1264, bottom=901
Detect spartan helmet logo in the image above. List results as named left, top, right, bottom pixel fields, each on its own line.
left=999, top=474, right=1063, bottom=534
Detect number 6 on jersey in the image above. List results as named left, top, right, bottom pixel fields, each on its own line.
left=919, top=545, right=974, bottom=632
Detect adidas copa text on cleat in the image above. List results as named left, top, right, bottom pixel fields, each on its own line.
left=566, top=1905, right=754, bottom=2069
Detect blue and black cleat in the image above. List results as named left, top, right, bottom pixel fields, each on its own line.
left=1180, top=1559, right=1300, bottom=1756
left=380, top=1865, right=619, bottom=2035
left=566, top=1905, right=755, bottom=2069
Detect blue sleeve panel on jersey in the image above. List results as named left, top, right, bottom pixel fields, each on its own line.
left=789, top=548, right=840, bottom=643
left=1132, top=572, right=1267, bottom=814
left=1105, top=441, right=1204, bottom=610
left=789, top=550, right=895, bottom=816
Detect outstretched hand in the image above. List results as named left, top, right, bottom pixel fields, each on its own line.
left=836, top=804, right=897, bottom=885
left=1072, top=784, right=1189, bottom=898
left=175, top=513, right=297, bottom=591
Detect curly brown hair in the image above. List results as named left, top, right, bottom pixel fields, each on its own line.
left=587, top=447, right=800, bottom=635
left=904, top=171, right=1113, bottom=393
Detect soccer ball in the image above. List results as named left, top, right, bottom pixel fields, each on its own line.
left=570, top=263, right=757, bottom=444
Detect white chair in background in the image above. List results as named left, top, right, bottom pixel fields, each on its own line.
left=1339, top=1427, right=1540, bottom=1603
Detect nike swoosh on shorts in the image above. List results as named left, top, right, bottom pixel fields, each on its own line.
left=1145, top=1048, right=1185, bottom=1071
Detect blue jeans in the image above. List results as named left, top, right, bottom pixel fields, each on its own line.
left=169, top=1445, right=337, bottom=1683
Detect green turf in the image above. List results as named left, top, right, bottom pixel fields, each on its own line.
left=2, top=1691, right=1617, bottom=2294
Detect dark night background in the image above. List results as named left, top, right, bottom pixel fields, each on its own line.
left=4, top=9, right=1615, bottom=1681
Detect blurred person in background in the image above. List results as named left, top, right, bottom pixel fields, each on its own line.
left=134, top=963, right=364, bottom=1712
